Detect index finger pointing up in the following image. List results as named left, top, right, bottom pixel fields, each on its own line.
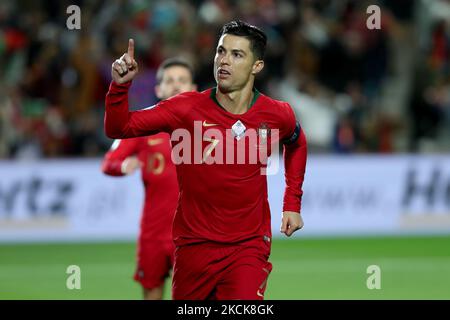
left=128, top=38, right=134, bottom=59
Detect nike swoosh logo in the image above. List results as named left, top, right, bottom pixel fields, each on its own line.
left=148, top=138, right=164, bottom=146
left=203, top=120, right=219, bottom=127
left=256, top=290, right=264, bottom=298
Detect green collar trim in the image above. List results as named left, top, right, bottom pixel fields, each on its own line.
left=210, top=87, right=260, bottom=111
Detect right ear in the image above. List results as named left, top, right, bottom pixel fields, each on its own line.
left=252, top=59, right=264, bottom=75
left=155, top=85, right=162, bottom=99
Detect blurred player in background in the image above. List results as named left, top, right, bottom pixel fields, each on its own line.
left=105, top=20, right=307, bottom=300
left=101, top=58, right=196, bottom=300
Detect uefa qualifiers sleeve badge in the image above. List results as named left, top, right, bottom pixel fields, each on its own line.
left=231, top=120, right=246, bottom=140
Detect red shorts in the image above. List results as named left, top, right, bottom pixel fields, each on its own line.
left=134, top=238, right=175, bottom=290
left=172, top=236, right=272, bottom=300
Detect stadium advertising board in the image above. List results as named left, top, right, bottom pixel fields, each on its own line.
left=1, top=155, right=449, bottom=242
left=0, top=159, right=143, bottom=242
left=268, top=155, right=450, bottom=237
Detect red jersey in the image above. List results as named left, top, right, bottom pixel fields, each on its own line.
left=101, top=133, right=179, bottom=242
left=105, top=81, right=307, bottom=246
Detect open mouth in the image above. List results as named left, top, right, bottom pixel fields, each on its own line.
left=218, top=68, right=231, bottom=77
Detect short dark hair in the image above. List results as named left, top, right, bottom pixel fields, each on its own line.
left=156, top=58, right=194, bottom=84
left=219, top=20, right=267, bottom=60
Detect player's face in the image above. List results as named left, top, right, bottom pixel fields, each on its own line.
left=155, top=65, right=196, bottom=100
left=214, top=34, right=264, bottom=93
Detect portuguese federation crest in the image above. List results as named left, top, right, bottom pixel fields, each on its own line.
left=258, top=123, right=270, bottom=144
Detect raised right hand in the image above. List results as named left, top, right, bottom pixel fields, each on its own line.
left=111, top=39, right=139, bottom=84
left=121, top=156, right=142, bottom=175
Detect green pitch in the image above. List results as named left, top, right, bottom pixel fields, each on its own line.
left=1, top=236, right=449, bottom=300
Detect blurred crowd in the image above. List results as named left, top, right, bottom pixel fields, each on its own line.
left=0, top=0, right=449, bottom=159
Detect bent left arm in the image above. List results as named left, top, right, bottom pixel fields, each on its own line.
left=281, top=128, right=307, bottom=236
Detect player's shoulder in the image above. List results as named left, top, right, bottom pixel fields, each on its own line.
left=257, top=91, right=294, bottom=115
left=175, top=90, right=204, bottom=99
left=164, top=89, right=211, bottom=109
left=172, top=90, right=210, bottom=101
left=191, top=88, right=214, bottom=102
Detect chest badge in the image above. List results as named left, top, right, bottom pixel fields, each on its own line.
left=258, top=123, right=270, bottom=144
left=231, top=120, right=246, bottom=140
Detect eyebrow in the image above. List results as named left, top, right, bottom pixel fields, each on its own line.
left=217, top=45, right=247, bottom=55
left=232, top=49, right=246, bottom=55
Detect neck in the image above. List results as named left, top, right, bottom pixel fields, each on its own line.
left=216, top=81, right=255, bottom=115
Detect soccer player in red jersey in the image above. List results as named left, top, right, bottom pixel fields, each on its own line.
left=101, top=58, right=196, bottom=300
left=105, top=20, right=307, bottom=300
